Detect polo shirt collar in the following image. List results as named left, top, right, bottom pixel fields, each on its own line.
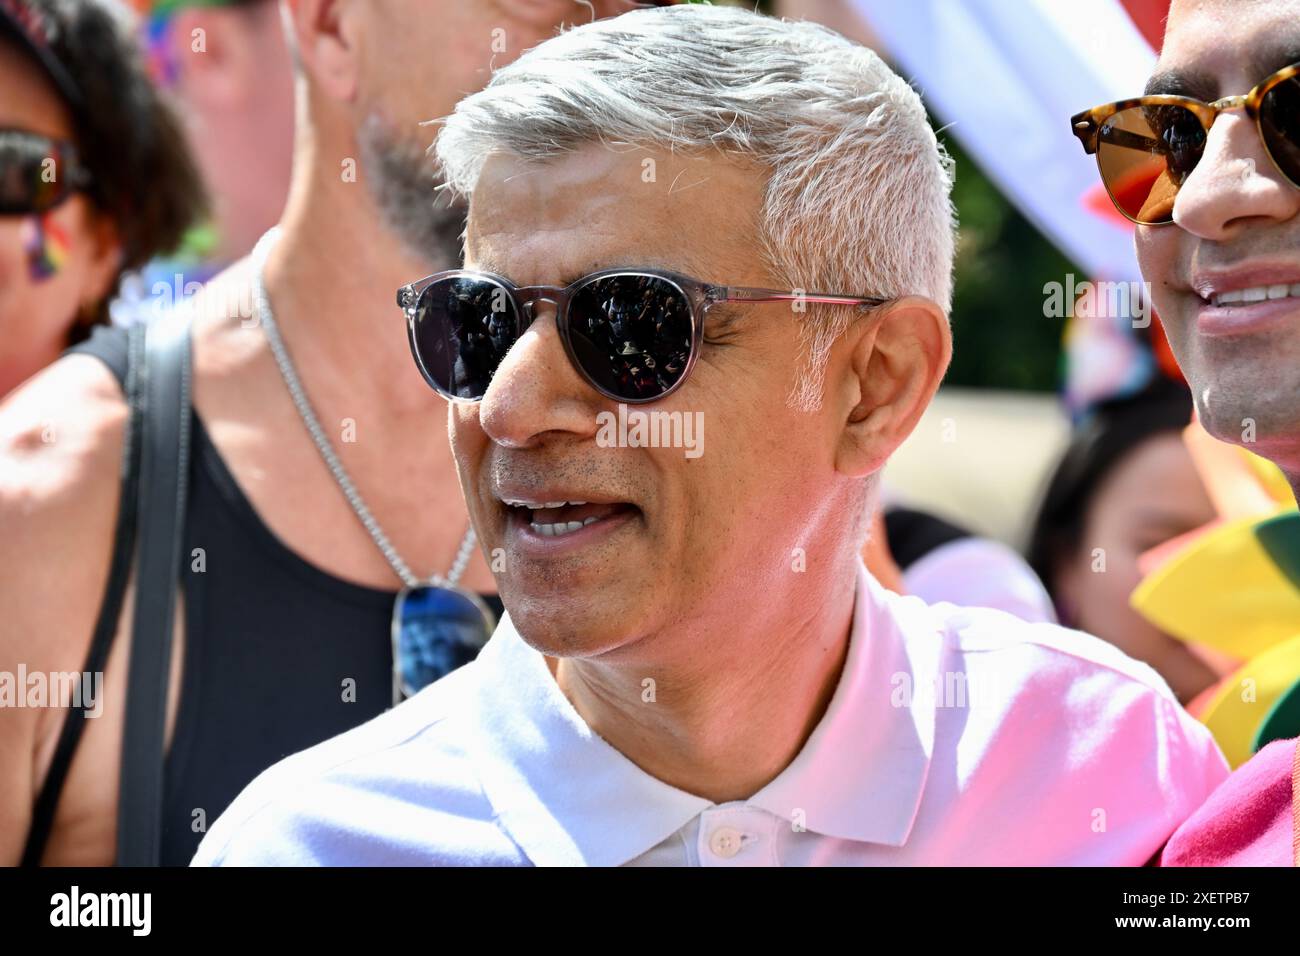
left=466, top=561, right=940, bottom=865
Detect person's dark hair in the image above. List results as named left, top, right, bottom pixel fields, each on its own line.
left=3, top=0, right=208, bottom=340
left=1026, top=379, right=1195, bottom=619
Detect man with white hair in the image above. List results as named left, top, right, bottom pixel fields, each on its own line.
left=195, top=4, right=1227, bottom=867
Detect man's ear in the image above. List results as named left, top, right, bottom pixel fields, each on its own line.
left=282, top=0, right=361, bottom=104
left=834, top=295, right=952, bottom=478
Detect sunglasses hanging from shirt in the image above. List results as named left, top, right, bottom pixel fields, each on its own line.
left=1071, top=60, right=1300, bottom=226
left=251, top=228, right=495, bottom=705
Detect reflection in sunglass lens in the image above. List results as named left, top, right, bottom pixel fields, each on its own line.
left=1097, top=104, right=1205, bottom=224
left=1260, top=75, right=1300, bottom=187
left=567, top=274, right=694, bottom=401
left=0, top=131, right=72, bottom=215
left=412, top=276, right=518, bottom=400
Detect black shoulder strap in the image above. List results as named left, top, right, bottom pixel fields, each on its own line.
left=20, top=323, right=147, bottom=867
left=115, top=311, right=192, bottom=867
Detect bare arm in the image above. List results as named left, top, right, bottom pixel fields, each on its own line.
left=0, top=355, right=128, bottom=865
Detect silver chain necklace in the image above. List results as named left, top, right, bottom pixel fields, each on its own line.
left=249, top=226, right=475, bottom=591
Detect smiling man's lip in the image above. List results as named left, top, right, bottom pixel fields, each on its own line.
left=1191, top=262, right=1300, bottom=301
left=1196, top=293, right=1300, bottom=336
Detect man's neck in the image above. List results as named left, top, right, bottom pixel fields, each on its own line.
left=259, top=139, right=444, bottom=417
left=551, top=564, right=860, bottom=805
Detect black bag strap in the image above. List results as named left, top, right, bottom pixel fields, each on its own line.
left=115, top=311, right=192, bottom=866
left=20, top=323, right=148, bottom=867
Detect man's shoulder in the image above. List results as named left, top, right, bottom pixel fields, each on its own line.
left=899, top=589, right=1181, bottom=700
left=192, top=663, right=525, bottom=866
left=883, top=586, right=1228, bottom=784
left=0, top=350, right=128, bottom=503
left=0, top=353, right=129, bottom=663
left=879, top=589, right=1231, bottom=863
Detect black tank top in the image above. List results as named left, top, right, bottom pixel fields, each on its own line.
left=45, top=323, right=502, bottom=865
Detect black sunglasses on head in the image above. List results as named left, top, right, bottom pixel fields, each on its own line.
left=398, top=267, right=889, bottom=404
left=0, top=128, right=91, bottom=216
left=1071, top=60, right=1300, bottom=225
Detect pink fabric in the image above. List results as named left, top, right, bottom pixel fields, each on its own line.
left=1161, top=737, right=1300, bottom=866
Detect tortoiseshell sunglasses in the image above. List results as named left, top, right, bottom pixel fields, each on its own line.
left=1070, top=61, right=1300, bottom=225
left=398, top=268, right=888, bottom=404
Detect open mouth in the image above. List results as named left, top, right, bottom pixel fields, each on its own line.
left=501, top=498, right=639, bottom=538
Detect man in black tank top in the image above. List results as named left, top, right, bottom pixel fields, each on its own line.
left=0, top=0, right=639, bottom=867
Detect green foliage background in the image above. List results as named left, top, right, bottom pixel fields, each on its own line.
left=944, top=134, right=1080, bottom=392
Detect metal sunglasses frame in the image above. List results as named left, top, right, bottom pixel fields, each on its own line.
left=397, top=267, right=889, bottom=405
left=1070, top=61, right=1300, bottom=225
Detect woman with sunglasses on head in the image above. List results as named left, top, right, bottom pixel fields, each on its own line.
left=0, top=0, right=204, bottom=398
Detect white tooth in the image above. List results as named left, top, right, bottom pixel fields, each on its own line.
left=530, top=519, right=590, bottom=537
left=1242, top=286, right=1268, bottom=303
left=567, top=501, right=587, bottom=507
left=1268, top=284, right=1290, bottom=300
left=582, top=516, right=599, bottom=526
left=543, top=500, right=566, bottom=510
left=1290, top=284, right=1300, bottom=298
left=1217, top=289, right=1245, bottom=305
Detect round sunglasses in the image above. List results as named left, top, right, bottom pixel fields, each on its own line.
left=0, top=129, right=92, bottom=216
left=1071, top=62, right=1300, bottom=226
left=397, top=268, right=888, bottom=404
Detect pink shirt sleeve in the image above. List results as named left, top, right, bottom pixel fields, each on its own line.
left=1160, top=736, right=1300, bottom=867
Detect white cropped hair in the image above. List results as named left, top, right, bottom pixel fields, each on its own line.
left=435, top=3, right=957, bottom=409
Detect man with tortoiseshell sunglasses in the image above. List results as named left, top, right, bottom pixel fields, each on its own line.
left=1071, top=0, right=1300, bottom=866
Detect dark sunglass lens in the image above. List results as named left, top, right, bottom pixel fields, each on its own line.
left=411, top=276, right=518, bottom=399
left=0, top=131, right=67, bottom=214
left=1097, top=104, right=1204, bottom=224
left=567, top=274, right=694, bottom=401
left=1261, top=75, right=1300, bottom=187
left=393, top=585, right=495, bottom=699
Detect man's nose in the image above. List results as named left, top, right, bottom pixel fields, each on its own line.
left=1172, top=111, right=1300, bottom=240
left=477, top=302, right=602, bottom=449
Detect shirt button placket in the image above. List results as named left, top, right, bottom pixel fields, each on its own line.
left=698, top=808, right=771, bottom=866
left=708, top=826, right=745, bottom=859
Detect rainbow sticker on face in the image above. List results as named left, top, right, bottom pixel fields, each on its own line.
left=21, top=213, right=70, bottom=281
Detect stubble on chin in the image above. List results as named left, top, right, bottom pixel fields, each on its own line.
left=356, top=111, right=468, bottom=270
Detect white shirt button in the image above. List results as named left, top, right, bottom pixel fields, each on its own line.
left=708, top=826, right=745, bottom=859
